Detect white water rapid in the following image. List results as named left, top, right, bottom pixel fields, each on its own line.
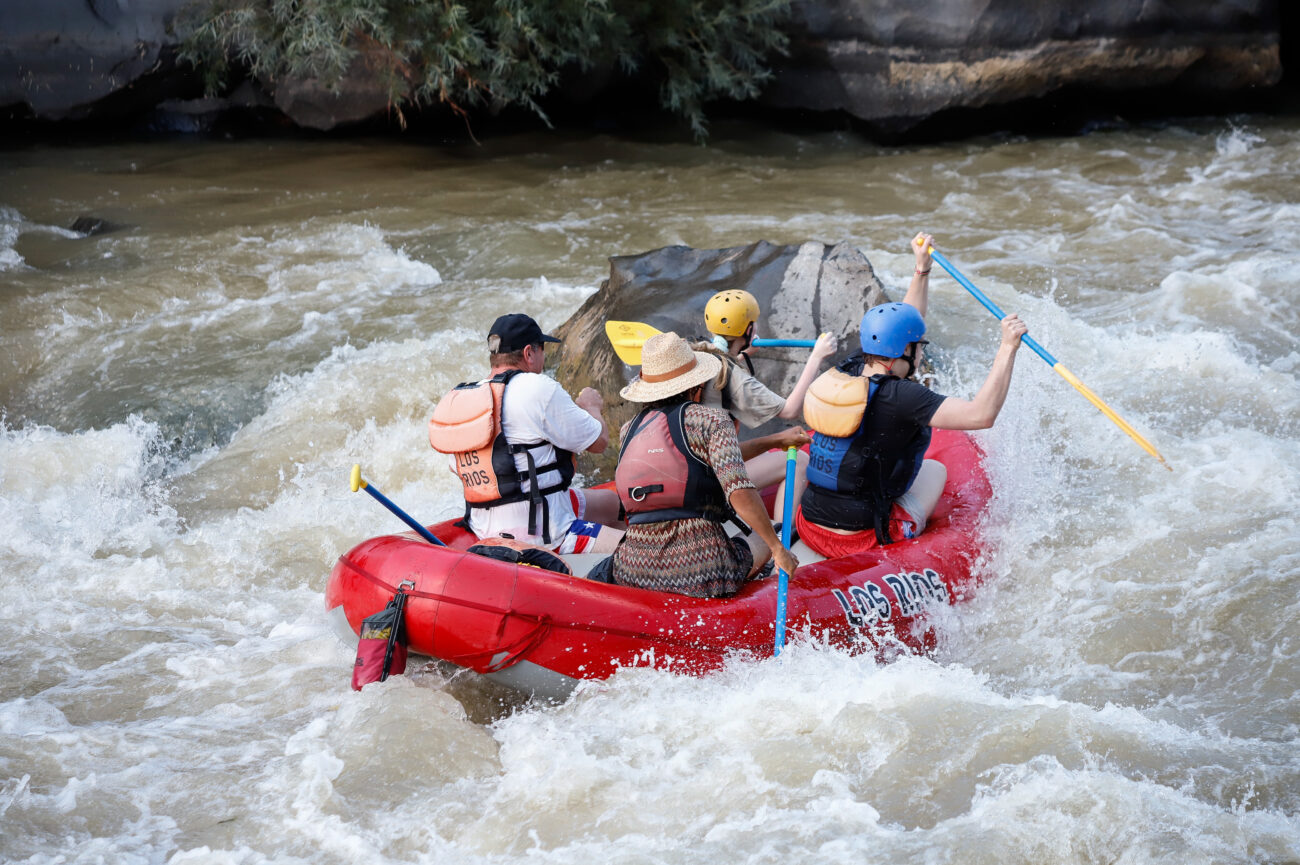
left=2, top=119, right=1298, bottom=863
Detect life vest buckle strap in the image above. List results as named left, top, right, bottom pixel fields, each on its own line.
left=628, top=484, right=664, bottom=502
left=874, top=510, right=894, bottom=546
left=519, top=446, right=552, bottom=544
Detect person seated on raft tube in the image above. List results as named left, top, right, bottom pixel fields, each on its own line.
left=794, top=233, right=1028, bottom=556
left=612, top=331, right=798, bottom=597
left=696, top=289, right=837, bottom=523
left=428, top=313, right=623, bottom=555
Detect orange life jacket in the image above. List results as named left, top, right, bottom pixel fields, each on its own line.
left=428, top=370, right=576, bottom=542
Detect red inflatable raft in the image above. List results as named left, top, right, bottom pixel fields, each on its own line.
left=326, top=428, right=990, bottom=699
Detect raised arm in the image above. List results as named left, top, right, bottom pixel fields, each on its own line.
left=929, top=313, right=1027, bottom=430
left=777, top=331, right=837, bottom=420
left=902, top=232, right=934, bottom=317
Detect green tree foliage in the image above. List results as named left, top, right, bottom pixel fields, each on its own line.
left=179, top=0, right=793, bottom=138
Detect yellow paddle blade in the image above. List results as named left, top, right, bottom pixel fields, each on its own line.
left=604, top=320, right=663, bottom=365
left=350, top=464, right=366, bottom=493
left=926, top=243, right=1170, bottom=470
left=1053, top=365, right=1171, bottom=470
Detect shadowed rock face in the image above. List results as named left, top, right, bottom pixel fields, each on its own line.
left=551, top=240, right=889, bottom=479
left=766, top=0, right=1282, bottom=128
left=0, top=0, right=189, bottom=121
left=270, top=52, right=394, bottom=131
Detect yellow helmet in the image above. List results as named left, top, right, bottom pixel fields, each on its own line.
left=704, top=290, right=760, bottom=338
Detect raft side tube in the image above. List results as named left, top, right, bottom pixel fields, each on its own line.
left=323, top=429, right=990, bottom=688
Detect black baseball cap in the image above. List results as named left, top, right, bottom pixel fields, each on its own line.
left=489, top=313, right=562, bottom=353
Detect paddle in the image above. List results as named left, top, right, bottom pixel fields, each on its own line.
left=774, top=446, right=797, bottom=656
left=350, top=464, right=447, bottom=545
left=925, top=246, right=1170, bottom=470
left=753, top=339, right=818, bottom=348
left=605, top=320, right=658, bottom=365
left=605, top=320, right=816, bottom=365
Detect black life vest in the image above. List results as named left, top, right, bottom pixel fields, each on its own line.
left=428, top=369, right=576, bottom=543
left=468, top=536, right=572, bottom=575
left=801, top=361, right=928, bottom=545
left=616, top=403, right=730, bottom=525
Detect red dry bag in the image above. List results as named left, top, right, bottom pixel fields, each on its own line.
left=351, top=580, right=413, bottom=690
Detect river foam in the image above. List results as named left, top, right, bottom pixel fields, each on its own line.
left=1, top=120, right=1298, bottom=862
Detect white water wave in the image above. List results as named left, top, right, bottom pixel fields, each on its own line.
left=0, top=416, right=177, bottom=563
left=0, top=206, right=83, bottom=272
left=1215, top=124, right=1267, bottom=159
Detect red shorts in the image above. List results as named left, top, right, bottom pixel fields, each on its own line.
left=794, top=503, right=917, bottom=558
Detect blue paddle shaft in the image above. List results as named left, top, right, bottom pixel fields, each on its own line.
left=752, top=338, right=816, bottom=348
left=362, top=484, right=446, bottom=546
left=774, top=447, right=797, bottom=655
left=930, top=250, right=1057, bottom=367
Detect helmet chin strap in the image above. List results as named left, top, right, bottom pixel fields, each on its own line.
left=732, top=324, right=758, bottom=375
left=737, top=323, right=755, bottom=354
left=883, top=351, right=916, bottom=380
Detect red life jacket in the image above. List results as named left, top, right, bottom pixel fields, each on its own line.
left=615, top=403, right=730, bottom=525
left=428, top=369, right=576, bottom=542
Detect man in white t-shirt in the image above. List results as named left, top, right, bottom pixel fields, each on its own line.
left=432, top=313, right=623, bottom=554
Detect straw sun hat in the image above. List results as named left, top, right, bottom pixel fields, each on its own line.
left=620, top=331, right=722, bottom=403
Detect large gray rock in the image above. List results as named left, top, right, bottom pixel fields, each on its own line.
left=0, top=0, right=388, bottom=130
left=0, top=0, right=189, bottom=120
left=552, top=240, right=889, bottom=479
left=767, top=0, right=1282, bottom=128
left=270, top=51, right=393, bottom=131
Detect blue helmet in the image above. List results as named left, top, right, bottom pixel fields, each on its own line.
left=860, top=302, right=927, bottom=358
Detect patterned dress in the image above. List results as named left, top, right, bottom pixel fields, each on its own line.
left=612, top=403, right=756, bottom=597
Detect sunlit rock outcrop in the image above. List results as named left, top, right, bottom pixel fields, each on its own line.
left=765, top=0, right=1283, bottom=130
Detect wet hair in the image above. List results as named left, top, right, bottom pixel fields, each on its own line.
left=866, top=342, right=921, bottom=376
left=641, top=385, right=703, bottom=412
